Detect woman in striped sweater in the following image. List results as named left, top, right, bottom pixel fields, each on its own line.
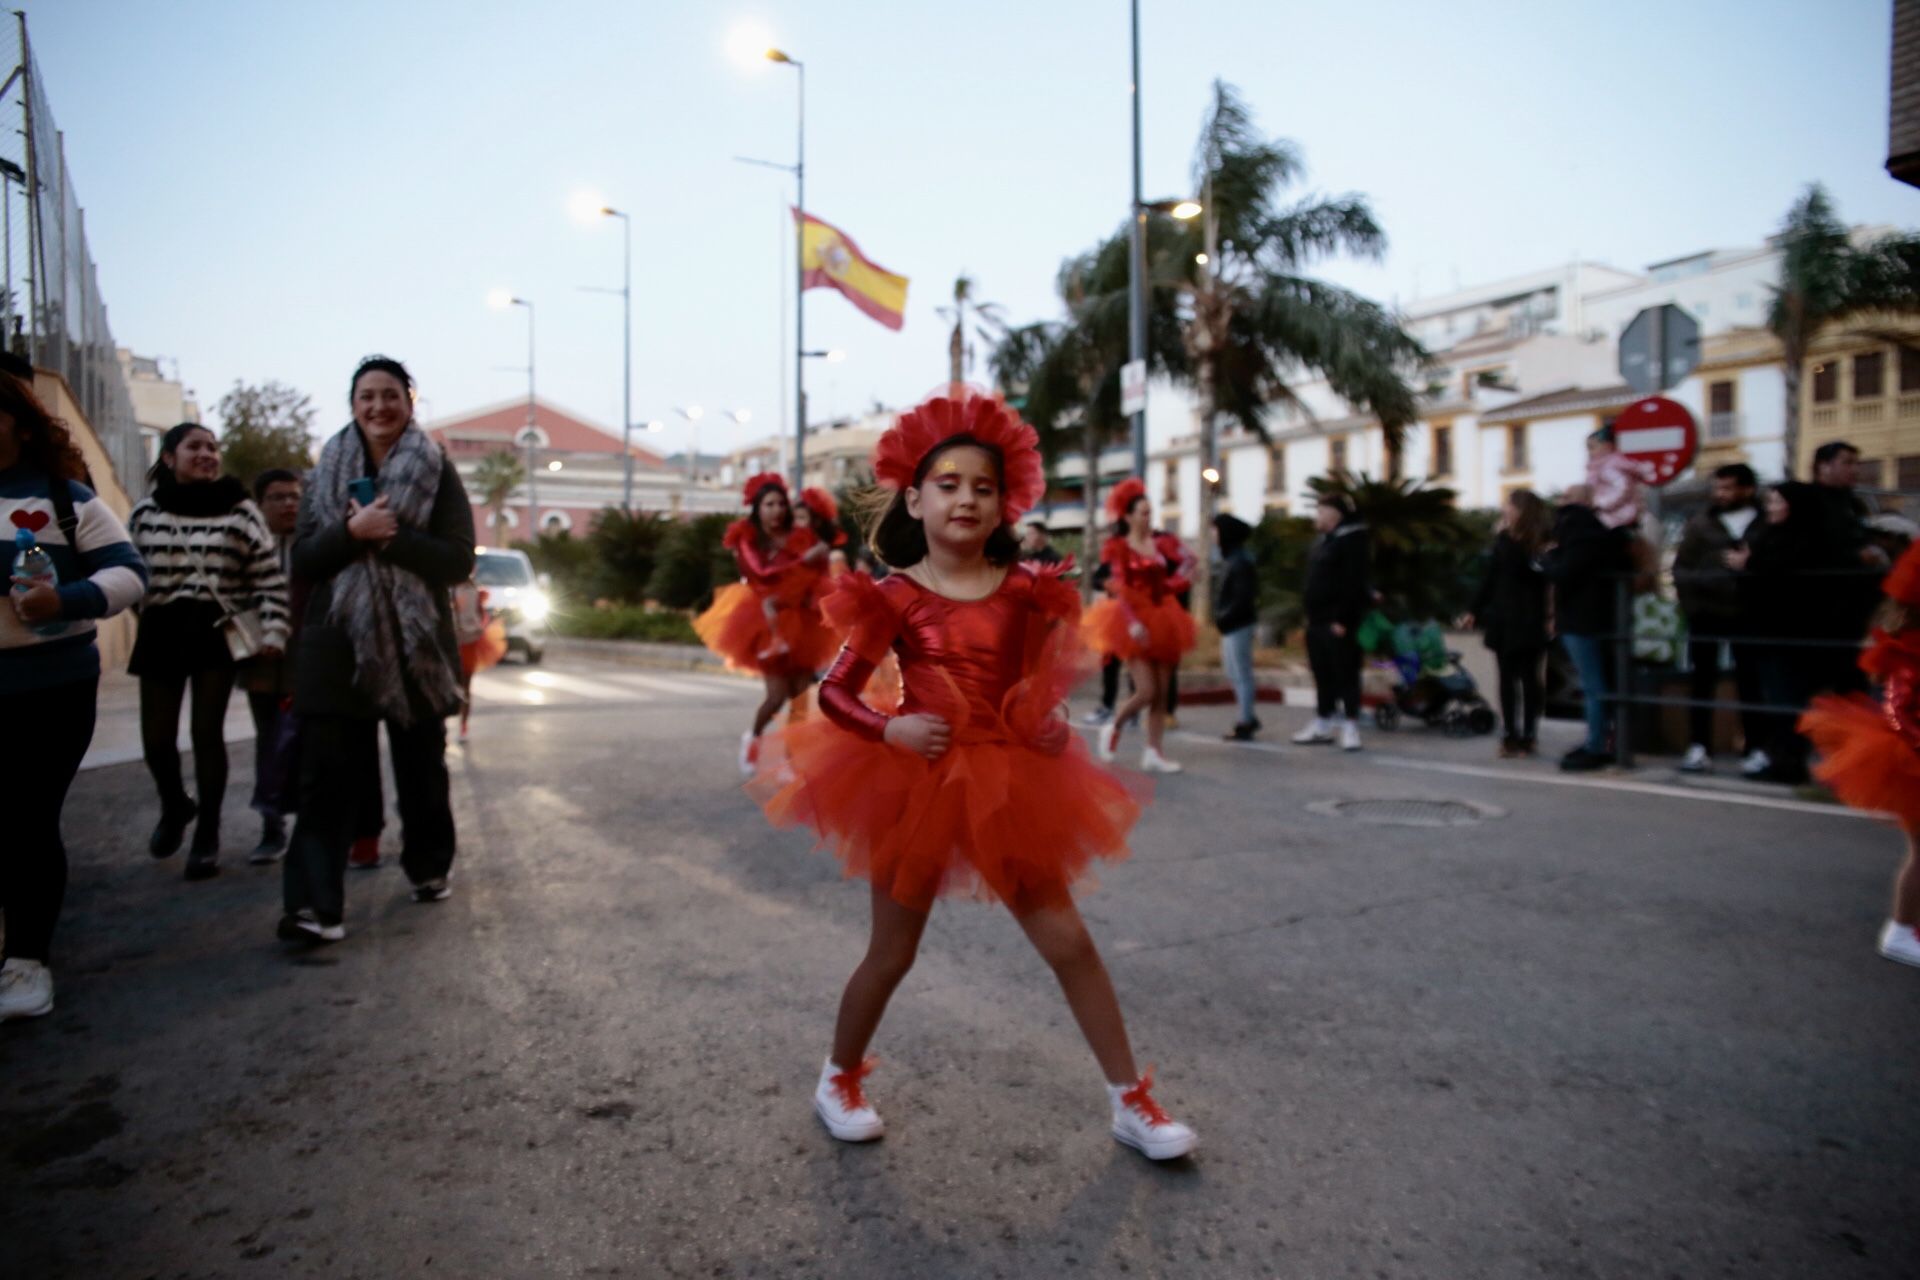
left=1, top=368, right=148, bottom=1021
left=127, top=422, right=289, bottom=879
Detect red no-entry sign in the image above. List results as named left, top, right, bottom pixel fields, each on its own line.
left=1615, top=395, right=1697, bottom=487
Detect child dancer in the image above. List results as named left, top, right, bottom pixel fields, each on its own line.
left=1800, top=541, right=1920, bottom=968
left=753, top=392, right=1198, bottom=1160
left=450, top=576, right=507, bottom=743
left=1082, top=478, right=1196, bottom=773
left=694, top=473, right=833, bottom=775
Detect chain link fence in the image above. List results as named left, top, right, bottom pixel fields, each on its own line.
left=1, top=15, right=144, bottom=494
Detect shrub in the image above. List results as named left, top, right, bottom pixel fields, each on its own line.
left=516, top=530, right=597, bottom=604
left=649, top=513, right=735, bottom=610
left=552, top=603, right=699, bottom=644
left=588, top=508, right=672, bottom=604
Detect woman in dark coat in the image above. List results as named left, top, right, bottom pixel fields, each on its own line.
left=1465, top=489, right=1552, bottom=756
left=279, top=356, right=475, bottom=944
left=1727, top=481, right=1825, bottom=785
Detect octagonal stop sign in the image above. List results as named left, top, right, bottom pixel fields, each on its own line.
left=1615, top=395, right=1698, bottom=487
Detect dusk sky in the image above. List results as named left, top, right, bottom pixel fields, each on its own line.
left=21, top=0, right=1918, bottom=460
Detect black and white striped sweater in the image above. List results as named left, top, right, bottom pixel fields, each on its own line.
left=127, top=494, right=291, bottom=649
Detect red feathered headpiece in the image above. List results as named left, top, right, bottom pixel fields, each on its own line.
left=741, top=471, right=787, bottom=507
left=800, top=487, right=847, bottom=546
left=1886, top=540, right=1920, bottom=608
left=870, top=391, right=1045, bottom=523
left=1105, top=477, right=1148, bottom=522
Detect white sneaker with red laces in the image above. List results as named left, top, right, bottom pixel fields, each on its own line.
left=1878, top=919, right=1920, bottom=969
left=813, top=1057, right=885, bottom=1142
left=739, top=730, right=760, bottom=779
left=1096, top=722, right=1120, bottom=763
left=1108, top=1068, right=1197, bottom=1160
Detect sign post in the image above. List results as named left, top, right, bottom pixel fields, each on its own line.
left=1120, top=359, right=1147, bottom=420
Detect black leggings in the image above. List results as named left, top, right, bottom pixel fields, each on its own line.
left=1494, top=646, right=1545, bottom=743
left=140, top=667, right=236, bottom=826
left=1, top=676, right=97, bottom=962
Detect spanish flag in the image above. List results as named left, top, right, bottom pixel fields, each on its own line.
left=796, top=208, right=909, bottom=331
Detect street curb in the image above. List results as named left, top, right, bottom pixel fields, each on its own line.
left=547, top=635, right=735, bottom=673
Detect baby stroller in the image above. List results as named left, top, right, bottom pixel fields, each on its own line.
left=1359, top=613, right=1498, bottom=737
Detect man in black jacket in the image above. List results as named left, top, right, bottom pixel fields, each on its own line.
left=1213, top=514, right=1261, bottom=740
left=1293, top=494, right=1370, bottom=751
left=1543, top=485, right=1631, bottom=771
left=1672, top=463, right=1764, bottom=773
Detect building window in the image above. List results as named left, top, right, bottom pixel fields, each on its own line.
left=1506, top=424, right=1529, bottom=473
left=1856, top=458, right=1885, bottom=488
left=1266, top=444, right=1286, bottom=495
left=1163, top=461, right=1177, bottom=506
left=1854, top=351, right=1885, bottom=399
left=1708, top=379, right=1737, bottom=440
left=1328, top=435, right=1348, bottom=475
left=1431, top=424, right=1453, bottom=477
left=1901, top=346, right=1920, bottom=394
left=1898, top=455, right=1920, bottom=492
left=1811, top=362, right=1837, bottom=403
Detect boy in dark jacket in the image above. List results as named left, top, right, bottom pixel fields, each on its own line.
left=1293, top=494, right=1370, bottom=751
left=1542, top=485, right=1631, bottom=771
left=1213, top=514, right=1261, bottom=740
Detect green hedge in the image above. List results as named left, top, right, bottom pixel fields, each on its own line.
left=551, top=605, right=699, bottom=644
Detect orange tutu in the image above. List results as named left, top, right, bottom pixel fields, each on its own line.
left=752, top=721, right=1147, bottom=911
left=694, top=583, right=838, bottom=676
left=1801, top=695, right=1920, bottom=829
left=459, top=619, right=508, bottom=676
left=1083, top=594, right=1196, bottom=665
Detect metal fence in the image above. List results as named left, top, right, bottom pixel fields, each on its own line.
left=0, top=14, right=144, bottom=494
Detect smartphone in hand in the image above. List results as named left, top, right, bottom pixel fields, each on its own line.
left=347, top=478, right=377, bottom=506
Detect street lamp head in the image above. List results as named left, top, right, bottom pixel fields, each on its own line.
left=486, top=288, right=516, bottom=310
left=726, top=20, right=780, bottom=69
left=644, top=420, right=664, bottom=432
left=1170, top=200, right=1204, bottom=220
left=569, top=188, right=613, bottom=223
left=678, top=405, right=704, bottom=421
left=825, top=349, right=846, bottom=363
left=1202, top=467, right=1222, bottom=485
left=729, top=409, right=753, bottom=425
left=547, top=460, right=564, bottom=472
left=766, top=48, right=795, bottom=64
left=1195, top=252, right=1210, bottom=265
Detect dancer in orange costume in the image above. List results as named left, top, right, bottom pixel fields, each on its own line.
left=1082, top=477, right=1197, bottom=772
left=450, top=577, right=508, bottom=743
left=751, top=391, right=1197, bottom=1161
left=1800, top=540, right=1920, bottom=969
left=693, top=472, right=832, bottom=775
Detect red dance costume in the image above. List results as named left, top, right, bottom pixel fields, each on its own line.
left=1800, top=543, right=1920, bottom=829
left=695, top=517, right=838, bottom=676
left=1084, top=532, right=1198, bottom=666
left=754, top=563, right=1146, bottom=910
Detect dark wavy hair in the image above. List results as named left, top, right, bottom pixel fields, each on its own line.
left=749, top=483, right=793, bottom=544
left=145, top=421, right=218, bottom=488
left=0, top=369, right=88, bottom=484
left=1108, top=494, right=1151, bottom=539
left=870, top=435, right=1020, bottom=569
left=350, top=354, right=415, bottom=401
left=1504, top=488, right=1552, bottom=555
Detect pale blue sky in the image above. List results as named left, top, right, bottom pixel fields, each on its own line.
left=22, top=0, right=1919, bottom=459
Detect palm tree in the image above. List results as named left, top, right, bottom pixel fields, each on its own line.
left=936, top=274, right=1010, bottom=388
left=1768, top=185, right=1920, bottom=476
left=992, top=81, right=1426, bottom=618
left=470, top=449, right=526, bottom=546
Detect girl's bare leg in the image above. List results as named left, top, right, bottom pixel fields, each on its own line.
left=752, top=673, right=788, bottom=737
left=1144, top=664, right=1171, bottom=752
left=1113, top=658, right=1157, bottom=746
left=1014, top=897, right=1139, bottom=1085
left=830, top=884, right=932, bottom=1068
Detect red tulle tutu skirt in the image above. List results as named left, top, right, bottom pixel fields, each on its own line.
left=1801, top=695, right=1920, bottom=829
left=751, top=721, right=1148, bottom=911
left=694, top=583, right=839, bottom=676
left=459, top=620, right=508, bottom=676
left=1082, top=595, right=1196, bottom=665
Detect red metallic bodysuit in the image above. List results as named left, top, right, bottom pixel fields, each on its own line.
left=1082, top=533, right=1197, bottom=665
left=1800, top=541, right=1920, bottom=829
left=693, top=520, right=837, bottom=675
left=751, top=563, right=1147, bottom=910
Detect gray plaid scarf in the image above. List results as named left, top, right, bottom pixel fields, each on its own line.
left=307, top=421, right=459, bottom=725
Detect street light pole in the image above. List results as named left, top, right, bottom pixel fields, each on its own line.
left=613, top=209, right=632, bottom=511
left=517, top=298, right=537, bottom=531
left=1127, top=0, right=1147, bottom=482
left=767, top=51, right=807, bottom=490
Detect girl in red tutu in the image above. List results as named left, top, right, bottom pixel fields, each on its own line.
left=693, top=473, right=834, bottom=775
left=1083, top=478, right=1196, bottom=772
left=450, top=577, right=508, bottom=743
left=1799, top=540, right=1920, bottom=969
left=752, top=392, right=1197, bottom=1161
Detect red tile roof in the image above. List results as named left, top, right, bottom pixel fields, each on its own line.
left=425, top=398, right=669, bottom=466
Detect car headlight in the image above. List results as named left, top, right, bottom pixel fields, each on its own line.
left=520, top=591, right=550, bottom=624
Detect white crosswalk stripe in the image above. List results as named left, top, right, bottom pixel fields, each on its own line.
left=470, top=665, right=743, bottom=708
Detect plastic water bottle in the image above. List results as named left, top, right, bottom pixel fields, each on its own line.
left=11, top=527, right=67, bottom=637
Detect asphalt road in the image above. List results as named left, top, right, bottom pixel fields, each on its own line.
left=3, top=653, right=1916, bottom=1279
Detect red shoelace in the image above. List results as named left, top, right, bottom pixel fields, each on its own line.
left=830, top=1057, right=877, bottom=1111
left=1121, top=1067, right=1172, bottom=1127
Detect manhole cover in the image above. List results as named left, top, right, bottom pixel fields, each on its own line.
left=1306, top=797, right=1503, bottom=827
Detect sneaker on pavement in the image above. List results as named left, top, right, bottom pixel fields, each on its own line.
left=1096, top=722, right=1120, bottom=763
left=739, top=729, right=760, bottom=779
left=1224, top=723, right=1257, bottom=742
left=148, top=797, right=197, bottom=859
left=813, top=1057, right=885, bottom=1142
left=248, top=820, right=287, bottom=865
left=348, top=837, right=382, bottom=870
left=1740, top=749, right=1771, bottom=777
left=0, top=958, right=54, bottom=1021
left=1109, top=1068, right=1196, bottom=1161
left=1291, top=717, right=1335, bottom=745
left=1339, top=720, right=1362, bottom=752
left=1877, top=920, right=1920, bottom=968
left=1680, top=744, right=1712, bottom=774
left=1559, top=746, right=1611, bottom=772
left=1140, top=747, right=1183, bottom=774
left=411, top=877, right=453, bottom=904
left=276, top=910, right=345, bottom=945
left=1081, top=706, right=1114, bottom=727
